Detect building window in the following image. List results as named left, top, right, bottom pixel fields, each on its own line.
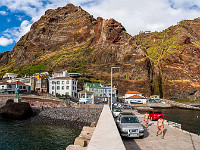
left=19, top=86, right=22, bottom=89
left=52, top=86, right=54, bottom=90
left=73, top=86, right=74, bottom=90
left=66, top=86, right=69, bottom=90
left=62, top=86, right=64, bottom=90
left=57, top=81, right=60, bottom=84
left=62, top=81, right=64, bottom=84
left=23, top=86, right=26, bottom=89
left=66, top=80, right=69, bottom=84
left=57, top=86, right=60, bottom=90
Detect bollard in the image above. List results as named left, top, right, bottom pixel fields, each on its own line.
left=198, top=129, right=200, bottom=136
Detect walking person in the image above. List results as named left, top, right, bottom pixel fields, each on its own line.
left=157, top=116, right=164, bottom=139
left=144, top=112, right=150, bottom=129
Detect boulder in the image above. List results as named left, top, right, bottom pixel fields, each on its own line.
left=66, top=145, right=87, bottom=150
left=90, top=121, right=97, bottom=127
left=74, top=137, right=88, bottom=147
left=0, top=99, right=33, bottom=120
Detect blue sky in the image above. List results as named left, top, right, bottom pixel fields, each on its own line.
left=0, top=0, right=200, bottom=53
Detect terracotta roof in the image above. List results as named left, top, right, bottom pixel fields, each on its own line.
left=9, top=81, right=26, bottom=85
left=126, top=91, right=141, bottom=94
left=0, top=81, right=25, bottom=85
left=127, top=95, right=146, bottom=99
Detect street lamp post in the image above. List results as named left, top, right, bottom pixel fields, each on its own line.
left=111, top=67, right=120, bottom=111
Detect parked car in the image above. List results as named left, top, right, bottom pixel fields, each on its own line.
left=149, top=110, right=163, bottom=121
left=116, top=112, right=144, bottom=138
left=95, top=102, right=106, bottom=105
left=112, top=108, right=122, bottom=118
left=122, top=104, right=132, bottom=109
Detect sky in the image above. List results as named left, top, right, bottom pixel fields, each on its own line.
left=1, top=0, right=200, bottom=53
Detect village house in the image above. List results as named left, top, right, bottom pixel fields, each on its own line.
left=49, top=77, right=77, bottom=98
left=83, top=82, right=117, bottom=103
left=33, top=72, right=49, bottom=92
left=52, top=70, right=68, bottom=78
left=0, top=81, right=31, bottom=94
left=124, top=91, right=146, bottom=104
left=3, top=73, right=18, bottom=80
left=78, top=90, right=94, bottom=104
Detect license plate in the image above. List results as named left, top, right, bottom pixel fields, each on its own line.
left=130, top=129, right=138, bottom=132
left=129, top=133, right=138, bottom=137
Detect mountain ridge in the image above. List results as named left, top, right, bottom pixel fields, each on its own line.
left=0, top=3, right=199, bottom=100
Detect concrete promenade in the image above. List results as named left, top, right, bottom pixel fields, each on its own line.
left=123, top=114, right=200, bottom=150
left=87, top=105, right=126, bottom=150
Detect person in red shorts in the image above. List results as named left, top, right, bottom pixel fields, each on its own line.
left=157, top=116, right=164, bottom=139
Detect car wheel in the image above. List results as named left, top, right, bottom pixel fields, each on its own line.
left=151, top=117, right=153, bottom=121
left=140, top=135, right=144, bottom=139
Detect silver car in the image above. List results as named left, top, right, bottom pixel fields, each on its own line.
left=116, top=113, right=144, bottom=138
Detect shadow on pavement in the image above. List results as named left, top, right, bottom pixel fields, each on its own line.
left=122, top=128, right=149, bottom=150
left=163, top=129, right=167, bottom=137
left=148, top=122, right=154, bottom=127
left=122, top=137, right=142, bottom=150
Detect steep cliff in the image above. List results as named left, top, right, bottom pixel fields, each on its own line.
left=0, top=4, right=199, bottom=99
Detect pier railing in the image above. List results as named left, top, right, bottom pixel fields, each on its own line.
left=167, top=120, right=181, bottom=129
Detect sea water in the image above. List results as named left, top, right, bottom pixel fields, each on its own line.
left=0, top=120, right=80, bottom=150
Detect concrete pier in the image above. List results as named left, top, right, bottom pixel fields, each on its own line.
left=87, top=105, right=126, bottom=150
left=123, top=114, right=200, bottom=150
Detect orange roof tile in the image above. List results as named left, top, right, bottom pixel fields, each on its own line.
left=128, top=95, right=146, bottom=99
left=9, top=81, right=25, bottom=85
left=126, top=91, right=141, bottom=94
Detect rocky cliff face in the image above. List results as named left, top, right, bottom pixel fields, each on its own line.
left=0, top=4, right=199, bottom=100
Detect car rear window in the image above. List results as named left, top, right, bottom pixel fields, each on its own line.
left=154, top=111, right=162, bottom=114
left=114, top=109, right=122, bottom=112
left=121, top=117, right=139, bottom=123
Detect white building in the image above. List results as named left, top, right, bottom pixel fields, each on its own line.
left=125, top=95, right=146, bottom=104
left=125, top=91, right=143, bottom=99
left=49, top=77, right=77, bottom=98
left=124, top=91, right=146, bottom=104
left=52, top=70, right=68, bottom=78
left=78, top=90, right=94, bottom=104
left=3, top=73, right=18, bottom=79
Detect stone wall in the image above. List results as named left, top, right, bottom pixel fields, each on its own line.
left=66, top=122, right=97, bottom=150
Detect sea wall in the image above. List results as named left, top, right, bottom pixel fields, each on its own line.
left=165, top=100, right=200, bottom=110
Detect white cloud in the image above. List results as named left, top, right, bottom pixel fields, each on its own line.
left=82, top=0, right=200, bottom=35
left=0, top=10, right=7, bottom=15
left=3, top=20, right=32, bottom=42
left=0, top=37, right=13, bottom=46
left=1, top=0, right=200, bottom=41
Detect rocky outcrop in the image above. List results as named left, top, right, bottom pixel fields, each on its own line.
left=0, top=99, right=33, bottom=119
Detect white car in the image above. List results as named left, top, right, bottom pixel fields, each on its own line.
left=112, top=108, right=122, bottom=118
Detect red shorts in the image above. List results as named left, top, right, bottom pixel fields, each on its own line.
left=158, top=126, right=163, bottom=131
left=144, top=118, right=149, bottom=123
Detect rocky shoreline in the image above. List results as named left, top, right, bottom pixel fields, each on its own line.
left=28, top=106, right=102, bottom=129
